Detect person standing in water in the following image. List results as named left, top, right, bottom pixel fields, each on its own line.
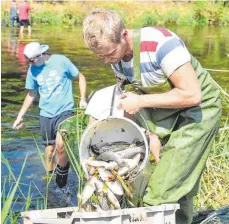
left=13, top=42, right=88, bottom=188
left=18, top=0, right=32, bottom=37
left=83, top=9, right=221, bottom=224
left=9, top=0, right=19, bottom=28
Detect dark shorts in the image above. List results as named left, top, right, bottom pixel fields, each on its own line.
left=20, top=20, right=30, bottom=27
left=39, top=111, right=73, bottom=146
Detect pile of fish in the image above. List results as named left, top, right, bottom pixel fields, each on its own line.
left=78, top=141, right=146, bottom=212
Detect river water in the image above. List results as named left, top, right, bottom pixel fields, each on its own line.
left=1, top=26, right=229, bottom=211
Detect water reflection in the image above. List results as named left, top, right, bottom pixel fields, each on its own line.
left=1, top=26, right=229, bottom=212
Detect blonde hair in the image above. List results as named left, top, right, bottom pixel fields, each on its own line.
left=83, top=9, right=125, bottom=51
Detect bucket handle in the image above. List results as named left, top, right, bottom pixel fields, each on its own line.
left=97, top=107, right=150, bottom=134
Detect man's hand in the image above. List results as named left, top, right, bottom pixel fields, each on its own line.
left=148, top=131, right=161, bottom=164
left=80, top=99, right=88, bottom=109
left=118, top=92, right=142, bottom=115
left=12, top=118, right=24, bottom=130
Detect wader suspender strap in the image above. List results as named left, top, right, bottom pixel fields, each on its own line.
left=118, top=61, right=124, bottom=74
left=118, top=29, right=141, bottom=83
left=133, top=29, right=141, bottom=82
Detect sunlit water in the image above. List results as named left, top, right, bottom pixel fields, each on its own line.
left=1, top=26, right=229, bottom=212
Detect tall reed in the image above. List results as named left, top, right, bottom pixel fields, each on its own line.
left=1, top=154, right=28, bottom=224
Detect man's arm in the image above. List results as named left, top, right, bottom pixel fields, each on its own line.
left=12, top=89, right=38, bottom=129
left=119, top=62, right=202, bottom=114
left=74, top=72, right=87, bottom=109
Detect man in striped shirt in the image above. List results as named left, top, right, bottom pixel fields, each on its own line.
left=83, top=9, right=221, bottom=224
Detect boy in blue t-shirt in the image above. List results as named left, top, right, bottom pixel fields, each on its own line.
left=13, top=42, right=88, bottom=188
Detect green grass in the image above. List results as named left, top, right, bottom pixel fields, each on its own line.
left=1, top=154, right=28, bottom=224
left=1, top=1, right=229, bottom=27
left=58, top=108, right=88, bottom=195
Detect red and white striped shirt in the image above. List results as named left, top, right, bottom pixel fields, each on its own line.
left=111, top=27, right=191, bottom=87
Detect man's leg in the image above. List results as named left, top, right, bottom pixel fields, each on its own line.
left=143, top=112, right=220, bottom=224
left=55, top=131, right=69, bottom=188
left=176, top=176, right=200, bottom=224
left=16, top=17, right=20, bottom=27
left=20, top=26, right=24, bottom=36
left=28, top=25, right=31, bottom=37
left=39, top=115, right=56, bottom=175
left=53, top=111, right=74, bottom=188
left=45, top=145, right=56, bottom=173
left=10, top=18, right=14, bottom=27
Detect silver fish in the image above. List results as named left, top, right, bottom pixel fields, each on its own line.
left=94, top=178, right=104, bottom=193
left=85, top=160, right=118, bottom=170
left=79, top=176, right=96, bottom=205
left=117, top=145, right=145, bottom=159
left=106, top=180, right=124, bottom=196
left=97, top=151, right=128, bottom=167
left=91, top=141, right=130, bottom=154
left=85, top=160, right=110, bottom=168
left=106, top=188, right=121, bottom=209
left=97, top=195, right=110, bottom=211
left=98, top=167, right=115, bottom=182
left=87, top=165, right=96, bottom=176
left=118, top=153, right=141, bottom=176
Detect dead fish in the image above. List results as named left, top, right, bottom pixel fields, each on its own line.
left=94, top=178, right=116, bottom=210
left=97, top=151, right=128, bottom=167
left=91, top=141, right=130, bottom=154
left=98, top=167, right=116, bottom=182
left=85, top=160, right=118, bottom=170
left=97, top=151, right=120, bottom=162
left=106, top=180, right=124, bottom=196
left=94, top=178, right=104, bottom=193
left=118, top=153, right=141, bottom=176
left=117, top=145, right=145, bottom=159
left=85, top=160, right=110, bottom=168
left=79, top=176, right=96, bottom=205
left=106, top=188, right=121, bottom=209
left=87, top=165, right=96, bottom=176
left=105, top=161, right=119, bottom=170
left=97, top=195, right=110, bottom=211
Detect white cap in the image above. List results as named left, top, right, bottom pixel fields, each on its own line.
left=24, top=42, right=49, bottom=59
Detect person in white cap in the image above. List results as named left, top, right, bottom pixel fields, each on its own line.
left=12, top=42, right=88, bottom=188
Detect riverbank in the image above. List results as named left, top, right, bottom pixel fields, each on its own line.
left=2, top=1, right=229, bottom=27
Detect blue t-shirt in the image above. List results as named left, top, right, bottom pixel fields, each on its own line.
left=25, top=54, right=79, bottom=118
left=10, top=5, right=18, bottom=18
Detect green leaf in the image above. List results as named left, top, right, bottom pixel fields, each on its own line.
left=1, top=155, right=28, bottom=224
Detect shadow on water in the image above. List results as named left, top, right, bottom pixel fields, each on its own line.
left=1, top=25, right=229, bottom=212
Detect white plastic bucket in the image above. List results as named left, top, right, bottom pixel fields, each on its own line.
left=79, top=116, right=149, bottom=179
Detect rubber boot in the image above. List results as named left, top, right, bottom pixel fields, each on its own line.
left=56, top=162, right=70, bottom=188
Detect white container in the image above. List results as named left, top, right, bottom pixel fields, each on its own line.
left=79, top=116, right=149, bottom=179
left=21, top=203, right=180, bottom=224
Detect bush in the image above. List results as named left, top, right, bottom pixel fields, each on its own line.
left=138, top=12, right=160, bottom=26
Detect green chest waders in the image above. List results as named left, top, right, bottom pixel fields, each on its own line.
left=121, top=29, right=222, bottom=224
